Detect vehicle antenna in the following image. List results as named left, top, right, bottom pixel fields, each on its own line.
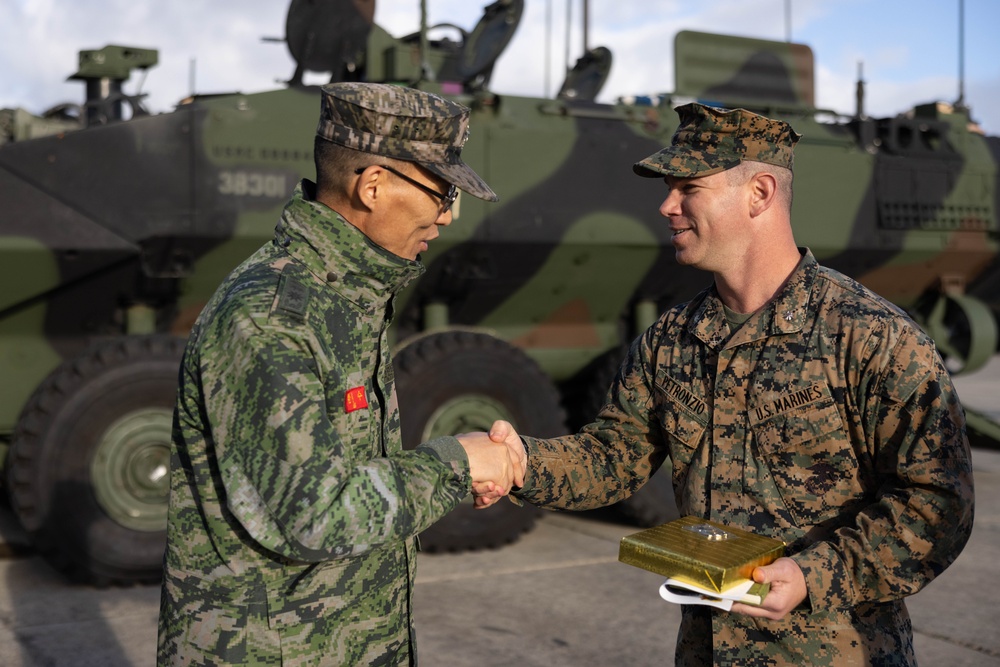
left=956, top=0, right=966, bottom=108
left=564, top=0, right=572, bottom=76
left=784, top=0, right=791, bottom=42
left=855, top=61, right=865, bottom=120
left=419, top=0, right=433, bottom=83
left=545, top=0, right=552, bottom=97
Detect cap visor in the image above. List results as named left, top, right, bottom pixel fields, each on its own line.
left=633, top=159, right=668, bottom=178
left=424, top=161, right=499, bottom=202
left=632, top=147, right=739, bottom=179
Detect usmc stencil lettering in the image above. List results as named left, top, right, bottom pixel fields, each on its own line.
left=755, top=384, right=824, bottom=421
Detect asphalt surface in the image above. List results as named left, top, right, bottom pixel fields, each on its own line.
left=0, top=358, right=997, bottom=666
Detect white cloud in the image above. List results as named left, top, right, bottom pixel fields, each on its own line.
left=0, top=0, right=995, bottom=136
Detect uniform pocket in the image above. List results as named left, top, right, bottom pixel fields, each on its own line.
left=750, top=386, right=863, bottom=525
left=159, top=570, right=251, bottom=665
left=326, top=378, right=376, bottom=457
left=658, top=402, right=708, bottom=454
left=654, top=375, right=709, bottom=482
left=267, top=554, right=410, bottom=665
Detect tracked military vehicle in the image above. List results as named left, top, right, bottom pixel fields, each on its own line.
left=2, top=0, right=998, bottom=584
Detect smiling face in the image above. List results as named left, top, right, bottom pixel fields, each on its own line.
left=365, top=163, right=454, bottom=261
left=659, top=170, right=750, bottom=273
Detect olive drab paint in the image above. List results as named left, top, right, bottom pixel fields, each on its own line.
left=1, top=0, right=998, bottom=583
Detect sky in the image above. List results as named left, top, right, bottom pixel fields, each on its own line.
left=1, top=0, right=998, bottom=136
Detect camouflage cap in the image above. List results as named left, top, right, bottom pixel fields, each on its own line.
left=633, top=103, right=801, bottom=179
left=317, top=82, right=498, bottom=201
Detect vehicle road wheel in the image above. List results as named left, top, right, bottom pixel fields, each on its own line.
left=5, top=335, right=185, bottom=584
left=394, top=331, right=567, bottom=552
left=576, top=346, right=679, bottom=527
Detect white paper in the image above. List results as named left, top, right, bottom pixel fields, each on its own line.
left=658, top=577, right=757, bottom=611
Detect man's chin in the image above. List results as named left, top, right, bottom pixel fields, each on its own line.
left=673, top=251, right=696, bottom=267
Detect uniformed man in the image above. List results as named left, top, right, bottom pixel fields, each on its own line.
left=157, top=82, right=518, bottom=666
left=473, top=103, right=975, bottom=666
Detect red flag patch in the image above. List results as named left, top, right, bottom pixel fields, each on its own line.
left=345, top=386, right=369, bottom=413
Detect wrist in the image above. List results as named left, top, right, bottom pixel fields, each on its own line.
left=417, top=435, right=471, bottom=487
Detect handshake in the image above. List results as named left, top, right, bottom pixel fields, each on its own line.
left=456, top=420, right=524, bottom=509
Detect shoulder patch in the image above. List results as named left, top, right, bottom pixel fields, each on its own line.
left=276, top=266, right=310, bottom=321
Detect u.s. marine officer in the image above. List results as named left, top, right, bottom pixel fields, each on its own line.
left=475, top=103, right=975, bottom=666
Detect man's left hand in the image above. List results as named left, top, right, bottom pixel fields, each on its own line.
left=730, top=557, right=808, bottom=620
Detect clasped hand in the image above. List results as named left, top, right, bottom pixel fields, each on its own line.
left=456, top=420, right=525, bottom=509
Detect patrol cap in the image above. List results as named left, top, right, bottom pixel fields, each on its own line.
left=633, top=103, right=801, bottom=179
left=316, top=82, right=498, bottom=201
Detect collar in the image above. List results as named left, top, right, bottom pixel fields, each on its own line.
left=689, top=248, right=817, bottom=348
left=274, top=180, right=425, bottom=309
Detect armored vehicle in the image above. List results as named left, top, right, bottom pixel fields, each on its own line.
left=2, top=0, right=998, bottom=584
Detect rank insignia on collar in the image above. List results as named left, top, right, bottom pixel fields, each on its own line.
left=345, top=386, right=369, bottom=412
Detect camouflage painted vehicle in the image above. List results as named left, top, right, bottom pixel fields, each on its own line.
left=1, top=0, right=998, bottom=584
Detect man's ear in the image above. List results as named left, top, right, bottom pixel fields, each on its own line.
left=354, top=165, right=384, bottom=212
left=748, top=171, right=778, bottom=218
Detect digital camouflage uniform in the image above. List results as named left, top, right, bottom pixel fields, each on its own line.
left=158, top=82, right=497, bottom=666
left=157, top=181, right=469, bottom=666
left=514, top=105, right=975, bottom=667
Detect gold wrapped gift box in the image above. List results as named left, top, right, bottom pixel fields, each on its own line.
left=618, top=516, right=785, bottom=593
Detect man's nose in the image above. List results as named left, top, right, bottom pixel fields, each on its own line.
left=659, top=190, right=681, bottom=217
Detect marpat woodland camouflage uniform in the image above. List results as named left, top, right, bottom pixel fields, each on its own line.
left=513, top=105, right=975, bottom=667
left=158, top=83, right=495, bottom=666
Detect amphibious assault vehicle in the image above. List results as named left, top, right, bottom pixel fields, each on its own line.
left=2, top=0, right=998, bottom=583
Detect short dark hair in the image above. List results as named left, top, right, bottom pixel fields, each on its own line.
left=314, top=137, right=414, bottom=199
left=314, top=136, right=370, bottom=195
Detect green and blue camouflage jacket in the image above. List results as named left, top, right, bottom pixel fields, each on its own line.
left=157, top=180, right=470, bottom=666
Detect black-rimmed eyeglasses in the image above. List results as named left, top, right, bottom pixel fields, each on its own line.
left=355, top=165, right=458, bottom=212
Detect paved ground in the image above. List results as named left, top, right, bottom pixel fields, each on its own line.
left=0, top=445, right=997, bottom=667
left=0, top=357, right=996, bottom=666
